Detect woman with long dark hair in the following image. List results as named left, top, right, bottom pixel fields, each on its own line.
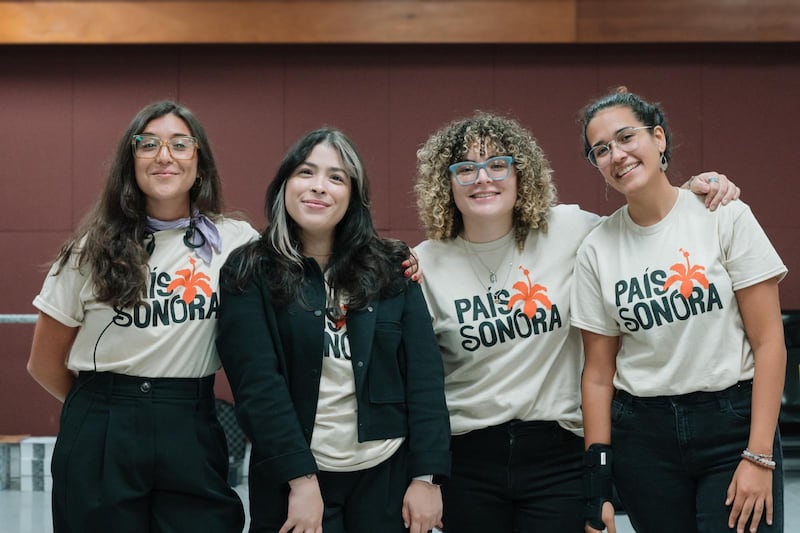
left=27, top=100, right=254, bottom=532
left=217, top=128, right=450, bottom=533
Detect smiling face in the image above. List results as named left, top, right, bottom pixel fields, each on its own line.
left=451, top=140, right=517, bottom=240
left=585, top=105, right=666, bottom=197
left=285, top=142, right=352, bottom=247
left=133, top=113, right=198, bottom=220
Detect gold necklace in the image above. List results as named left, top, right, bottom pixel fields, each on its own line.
left=461, top=237, right=516, bottom=304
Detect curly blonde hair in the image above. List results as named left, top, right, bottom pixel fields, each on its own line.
left=415, top=112, right=557, bottom=249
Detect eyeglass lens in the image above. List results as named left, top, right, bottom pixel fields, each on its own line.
left=450, top=156, right=512, bottom=184
left=588, top=127, right=649, bottom=167
left=133, top=135, right=197, bottom=159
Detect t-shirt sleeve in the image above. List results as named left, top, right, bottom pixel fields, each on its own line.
left=571, top=241, right=620, bottom=337
left=719, top=202, right=787, bottom=291
left=32, top=259, right=88, bottom=328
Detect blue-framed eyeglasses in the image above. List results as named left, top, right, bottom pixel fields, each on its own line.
left=587, top=126, right=653, bottom=168
left=448, top=156, right=514, bottom=185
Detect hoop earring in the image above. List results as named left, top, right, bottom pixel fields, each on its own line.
left=659, top=153, right=669, bottom=171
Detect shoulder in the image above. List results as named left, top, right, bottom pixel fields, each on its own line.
left=679, top=188, right=751, bottom=223
left=217, top=217, right=260, bottom=246
left=576, top=205, right=626, bottom=252
left=547, top=204, right=604, bottom=233
left=414, top=238, right=457, bottom=260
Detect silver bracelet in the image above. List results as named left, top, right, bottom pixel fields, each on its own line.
left=741, top=448, right=776, bottom=470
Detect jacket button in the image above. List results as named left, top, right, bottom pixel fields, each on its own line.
left=367, top=306, right=374, bottom=312
left=140, top=381, right=151, bottom=393
left=356, top=361, right=364, bottom=368
left=313, top=310, right=322, bottom=317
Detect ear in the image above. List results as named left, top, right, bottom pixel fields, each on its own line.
left=652, top=125, right=667, bottom=153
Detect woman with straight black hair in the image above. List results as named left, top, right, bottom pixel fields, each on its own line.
left=217, top=127, right=451, bottom=533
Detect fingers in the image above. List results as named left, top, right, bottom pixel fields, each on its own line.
left=749, top=498, right=765, bottom=533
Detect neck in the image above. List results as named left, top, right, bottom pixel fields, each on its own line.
left=462, top=215, right=513, bottom=243
left=146, top=199, right=191, bottom=221
left=625, top=177, right=678, bottom=226
left=301, top=233, right=334, bottom=269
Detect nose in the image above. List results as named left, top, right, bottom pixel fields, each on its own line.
left=475, top=165, right=492, bottom=184
left=309, top=173, right=327, bottom=194
left=609, top=141, right=626, bottom=160
left=155, top=142, right=173, bottom=163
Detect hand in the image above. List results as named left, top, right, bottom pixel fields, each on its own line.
left=685, top=171, right=740, bottom=211
left=726, top=460, right=773, bottom=533
left=402, top=480, right=443, bottom=533
left=585, top=500, right=617, bottom=533
left=279, top=474, right=323, bottom=533
left=403, top=250, right=423, bottom=283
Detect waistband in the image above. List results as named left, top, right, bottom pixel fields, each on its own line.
left=615, top=380, right=752, bottom=406
left=76, top=371, right=215, bottom=399
left=452, top=419, right=561, bottom=440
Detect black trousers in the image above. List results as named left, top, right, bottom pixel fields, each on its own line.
left=249, top=444, right=409, bottom=533
left=441, top=420, right=584, bottom=533
left=51, top=372, right=245, bottom=533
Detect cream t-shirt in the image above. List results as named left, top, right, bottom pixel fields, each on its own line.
left=571, top=189, right=787, bottom=397
left=33, top=218, right=258, bottom=378
left=415, top=204, right=602, bottom=435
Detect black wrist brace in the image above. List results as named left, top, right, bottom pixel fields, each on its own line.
left=583, top=443, right=613, bottom=531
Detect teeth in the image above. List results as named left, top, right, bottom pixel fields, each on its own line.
left=616, top=163, right=638, bottom=177
left=472, top=192, right=496, bottom=198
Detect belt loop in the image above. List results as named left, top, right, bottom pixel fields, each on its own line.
left=715, top=385, right=729, bottom=410
left=615, top=389, right=634, bottom=409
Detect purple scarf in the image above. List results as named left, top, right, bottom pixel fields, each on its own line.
left=146, top=209, right=222, bottom=264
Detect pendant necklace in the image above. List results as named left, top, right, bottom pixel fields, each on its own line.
left=461, top=236, right=516, bottom=305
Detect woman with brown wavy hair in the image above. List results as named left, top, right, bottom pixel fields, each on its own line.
left=27, top=100, right=256, bottom=533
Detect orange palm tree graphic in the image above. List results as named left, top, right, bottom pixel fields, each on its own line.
left=508, top=266, right=552, bottom=319
left=662, top=248, right=709, bottom=298
left=166, top=257, right=213, bottom=303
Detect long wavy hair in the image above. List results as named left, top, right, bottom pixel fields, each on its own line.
left=54, top=100, right=223, bottom=309
left=224, top=128, right=409, bottom=314
left=415, top=112, right=557, bottom=250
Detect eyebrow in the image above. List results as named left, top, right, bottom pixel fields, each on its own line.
left=299, top=161, right=347, bottom=174
left=139, top=132, right=193, bottom=138
left=590, top=126, right=637, bottom=148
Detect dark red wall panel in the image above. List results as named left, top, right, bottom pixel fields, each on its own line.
left=2, top=43, right=798, bottom=435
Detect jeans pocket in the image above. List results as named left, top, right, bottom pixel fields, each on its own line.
left=611, top=398, right=626, bottom=424
left=724, top=395, right=752, bottom=421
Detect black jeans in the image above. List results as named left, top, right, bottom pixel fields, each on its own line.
left=249, top=443, right=409, bottom=533
left=51, top=372, right=244, bottom=533
left=442, top=420, right=584, bottom=532
left=612, top=381, right=784, bottom=533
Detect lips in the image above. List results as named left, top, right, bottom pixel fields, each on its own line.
left=470, top=191, right=499, bottom=199
left=614, top=162, right=640, bottom=178
left=302, top=199, right=330, bottom=208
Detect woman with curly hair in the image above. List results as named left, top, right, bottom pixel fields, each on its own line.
left=217, top=128, right=450, bottom=533
left=413, top=112, right=739, bottom=532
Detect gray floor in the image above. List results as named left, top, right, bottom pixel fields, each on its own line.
left=2, top=473, right=799, bottom=532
